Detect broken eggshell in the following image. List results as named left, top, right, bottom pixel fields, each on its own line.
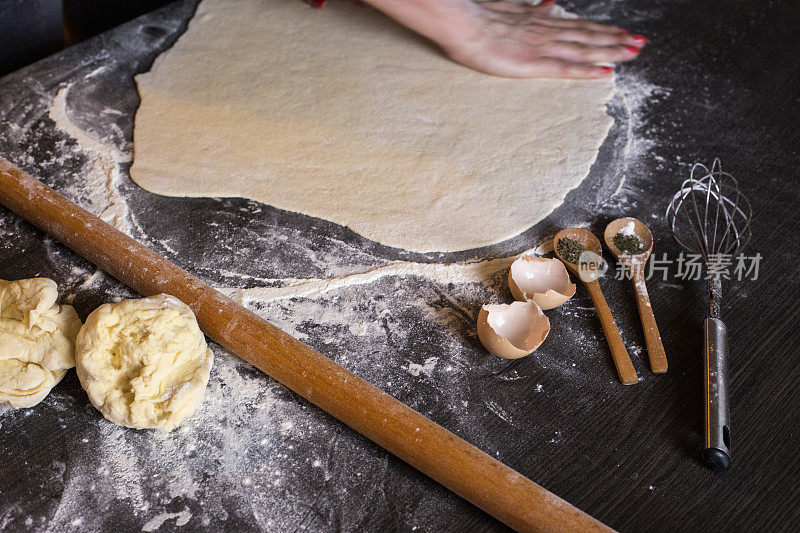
left=508, top=256, right=576, bottom=310
left=477, top=301, right=551, bottom=359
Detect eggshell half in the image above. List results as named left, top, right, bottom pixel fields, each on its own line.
left=477, top=301, right=551, bottom=359
left=508, top=256, right=576, bottom=310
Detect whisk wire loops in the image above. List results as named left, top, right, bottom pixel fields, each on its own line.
left=666, top=159, right=752, bottom=262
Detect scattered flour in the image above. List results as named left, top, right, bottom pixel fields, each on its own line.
left=619, top=221, right=637, bottom=236
left=142, top=508, right=192, bottom=531
left=605, top=73, right=671, bottom=205
left=222, top=251, right=540, bottom=304
left=48, top=85, right=132, bottom=234
left=406, top=357, right=439, bottom=377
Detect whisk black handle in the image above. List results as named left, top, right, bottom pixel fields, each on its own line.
left=702, top=316, right=731, bottom=472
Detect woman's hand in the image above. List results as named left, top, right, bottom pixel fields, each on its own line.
left=360, top=0, right=647, bottom=79
left=440, top=1, right=646, bottom=78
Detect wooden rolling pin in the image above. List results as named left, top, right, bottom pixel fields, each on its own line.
left=0, top=157, right=611, bottom=533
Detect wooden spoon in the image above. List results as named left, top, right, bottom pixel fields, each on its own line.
left=604, top=218, right=668, bottom=374
left=553, top=228, right=639, bottom=385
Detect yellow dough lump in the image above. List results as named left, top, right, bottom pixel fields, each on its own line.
left=0, top=278, right=82, bottom=408
left=75, top=294, right=213, bottom=431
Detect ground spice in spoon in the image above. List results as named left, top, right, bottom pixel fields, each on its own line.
left=556, top=237, right=585, bottom=264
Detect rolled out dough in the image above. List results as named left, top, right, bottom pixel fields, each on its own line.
left=131, top=0, right=615, bottom=253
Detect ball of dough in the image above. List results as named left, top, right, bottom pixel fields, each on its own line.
left=75, top=294, right=213, bottom=431
left=0, top=278, right=82, bottom=408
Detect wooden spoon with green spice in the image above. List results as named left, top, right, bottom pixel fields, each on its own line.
left=553, top=228, right=639, bottom=385
left=604, top=218, right=668, bottom=374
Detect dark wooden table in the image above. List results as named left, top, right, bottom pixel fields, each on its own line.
left=1, top=0, right=798, bottom=531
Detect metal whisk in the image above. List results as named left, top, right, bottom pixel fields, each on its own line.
left=666, top=159, right=752, bottom=472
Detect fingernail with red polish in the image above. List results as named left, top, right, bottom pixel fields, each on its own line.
left=540, top=0, right=556, bottom=4
left=632, top=34, right=648, bottom=44
left=312, top=0, right=326, bottom=7
left=600, top=66, right=614, bottom=74
left=626, top=45, right=641, bottom=54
